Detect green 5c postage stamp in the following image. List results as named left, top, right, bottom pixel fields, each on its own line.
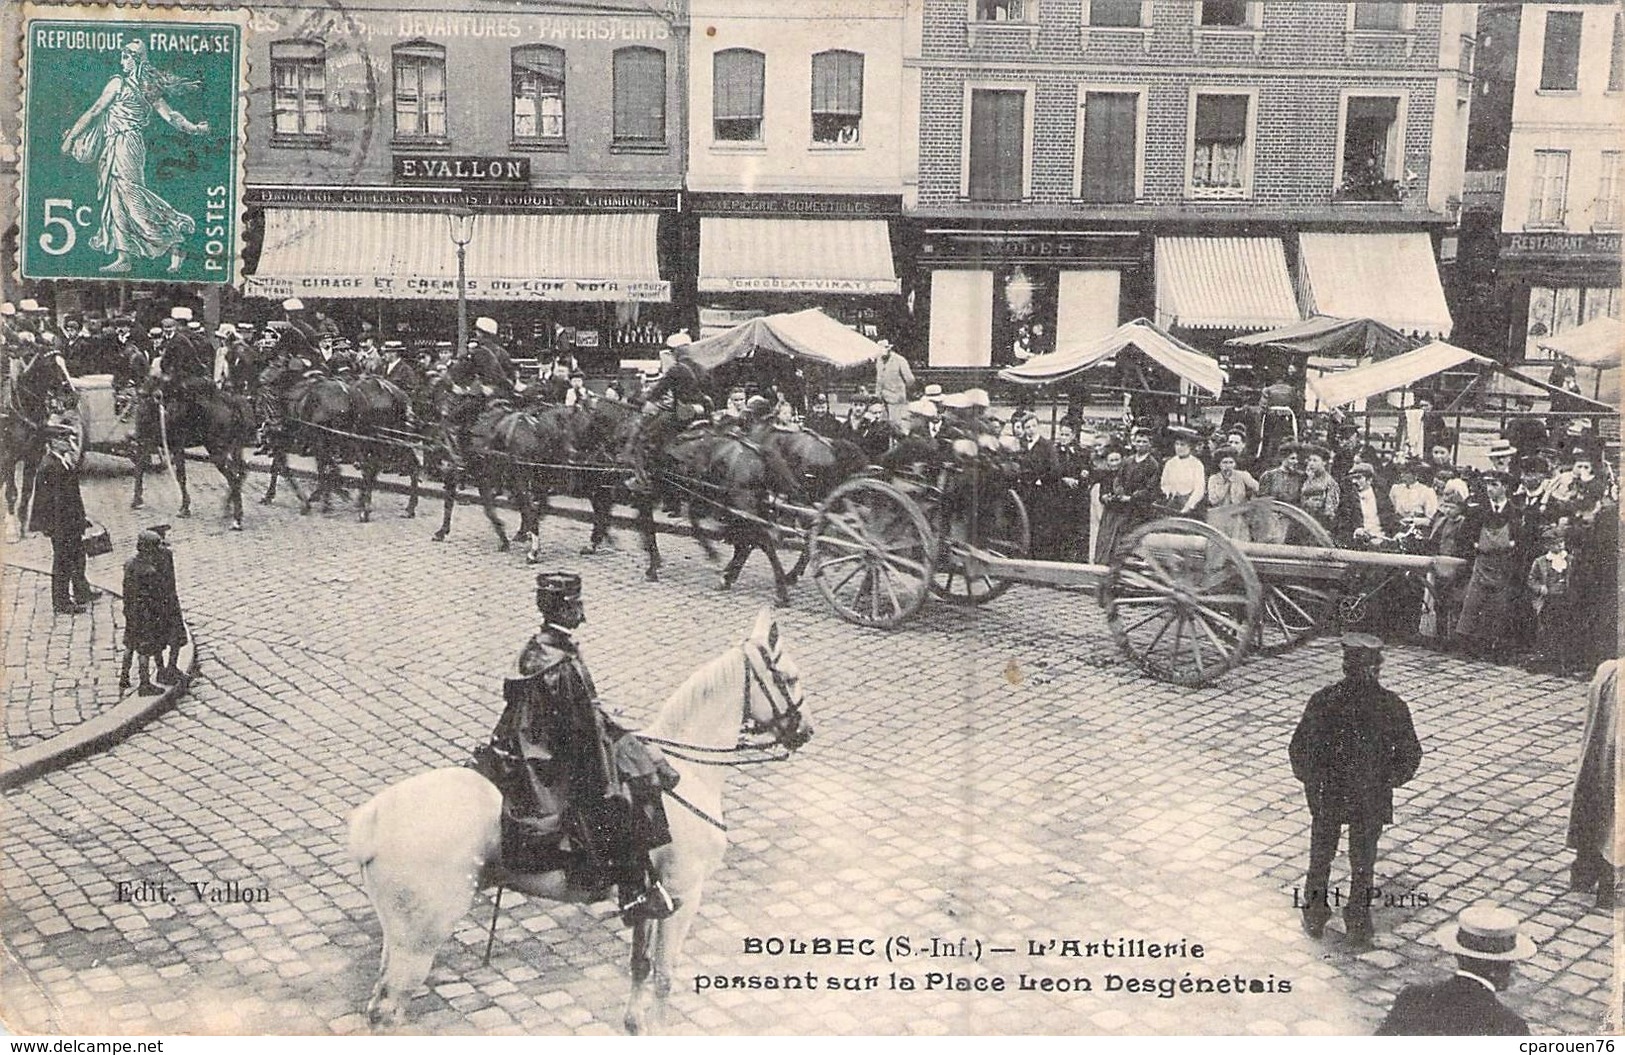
left=19, top=4, right=246, bottom=284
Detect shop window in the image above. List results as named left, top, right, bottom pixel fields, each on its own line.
left=1597, top=151, right=1622, bottom=230
left=993, top=266, right=1056, bottom=367
left=1337, top=95, right=1402, bottom=201
left=713, top=48, right=765, bottom=142
left=1189, top=92, right=1252, bottom=197
left=1528, top=150, right=1570, bottom=228
left=1351, top=3, right=1405, bottom=31
left=1088, top=0, right=1143, bottom=27
left=966, top=88, right=1027, bottom=202
left=393, top=41, right=446, bottom=140
left=1539, top=10, right=1582, bottom=92
left=1078, top=91, right=1138, bottom=203
left=1526, top=285, right=1619, bottom=359
left=1609, top=13, right=1623, bottom=92
left=513, top=46, right=565, bottom=142
left=271, top=41, right=327, bottom=142
left=613, top=47, right=666, bottom=144
left=811, top=50, right=863, bottom=145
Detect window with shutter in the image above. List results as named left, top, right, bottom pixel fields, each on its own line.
left=1338, top=95, right=1401, bottom=199
left=1200, top=1, right=1248, bottom=27
left=1529, top=150, right=1570, bottom=227
left=393, top=42, right=447, bottom=139
left=967, top=88, right=1025, bottom=201
left=271, top=41, right=327, bottom=141
left=1609, top=13, right=1623, bottom=92
left=1351, top=3, right=1405, bottom=31
left=613, top=47, right=665, bottom=144
left=811, top=51, right=863, bottom=144
left=1596, top=151, right=1621, bottom=229
left=513, top=46, right=565, bottom=141
left=1089, top=0, right=1142, bottom=27
left=1191, top=93, right=1249, bottom=193
left=713, top=49, right=765, bottom=142
left=1079, top=92, right=1137, bottom=203
left=1539, top=10, right=1583, bottom=91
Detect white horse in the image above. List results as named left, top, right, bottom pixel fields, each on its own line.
left=346, top=608, right=813, bottom=1033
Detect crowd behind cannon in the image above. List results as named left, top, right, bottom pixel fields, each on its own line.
left=1, top=295, right=1616, bottom=675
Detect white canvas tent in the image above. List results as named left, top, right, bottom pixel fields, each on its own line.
left=1307, top=341, right=1487, bottom=408
left=998, top=318, right=1226, bottom=396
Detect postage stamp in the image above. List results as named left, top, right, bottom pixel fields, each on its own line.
left=17, top=4, right=246, bottom=285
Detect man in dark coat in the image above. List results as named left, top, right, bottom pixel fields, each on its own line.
left=29, top=429, right=99, bottom=614
left=472, top=572, right=680, bottom=925
left=1119, top=427, right=1164, bottom=534
left=1289, top=633, right=1422, bottom=949
left=119, top=530, right=180, bottom=696
left=1374, top=902, right=1536, bottom=1035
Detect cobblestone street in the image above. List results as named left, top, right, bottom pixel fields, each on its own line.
left=0, top=462, right=1615, bottom=1036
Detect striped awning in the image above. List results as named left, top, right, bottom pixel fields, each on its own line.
left=1297, top=232, right=1453, bottom=338
left=244, top=209, right=669, bottom=301
left=698, top=218, right=899, bottom=295
left=1154, top=237, right=1300, bottom=330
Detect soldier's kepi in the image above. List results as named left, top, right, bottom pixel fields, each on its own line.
left=471, top=571, right=682, bottom=925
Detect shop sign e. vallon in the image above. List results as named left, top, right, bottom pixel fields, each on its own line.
left=241, top=273, right=672, bottom=302
left=394, top=155, right=530, bottom=185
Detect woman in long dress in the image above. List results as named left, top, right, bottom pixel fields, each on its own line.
left=60, top=40, right=210, bottom=273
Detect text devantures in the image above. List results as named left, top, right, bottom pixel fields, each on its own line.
left=241, top=274, right=671, bottom=302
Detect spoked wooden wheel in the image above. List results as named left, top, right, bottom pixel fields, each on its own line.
left=808, top=477, right=936, bottom=629
left=1104, top=516, right=1262, bottom=687
left=931, top=487, right=1030, bottom=606
left=1243, top=499, right=1343, bottom=655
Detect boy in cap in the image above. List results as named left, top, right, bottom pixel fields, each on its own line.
left=1525, top=525, right=1577, bottom=675
left=119, top=529, right=183, bottom=695
left=1290, top=633, right=1422, bottom=949
left=1374, top=901, right=1535, bottom=1034
left=473, top=572, right=680, bottom=924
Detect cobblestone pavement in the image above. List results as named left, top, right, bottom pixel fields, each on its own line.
left=1, top=565, right=124, bottom=752
left=0, top=460, right=1615, bottom=1036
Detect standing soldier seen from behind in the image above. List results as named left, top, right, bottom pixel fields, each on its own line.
left=473, top=573, right=681, bottom=924
left=1290, top=633, right=1422, bottom=951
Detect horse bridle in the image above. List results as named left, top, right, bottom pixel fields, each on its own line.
left=637, top=638, right=809, bottom=769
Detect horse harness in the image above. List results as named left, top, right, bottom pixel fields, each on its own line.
left=635, top=637, right=805, bottom=833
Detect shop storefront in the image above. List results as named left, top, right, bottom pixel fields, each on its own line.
left=241, top=184, right=683, bottom=371
left=1497, top=231, right=1622, bottom=372
left=686, top=192, right=903, bottom=345
left=913, top=225, right=1146, bottom=372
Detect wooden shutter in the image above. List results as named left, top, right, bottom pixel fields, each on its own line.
left=969, top=89, right=1024, bottom=201
left=614, top=47, right=665, bottom=141
left=714, top=49, right=765, bottom=120
left=1080, top=92, right=1136, bottom=203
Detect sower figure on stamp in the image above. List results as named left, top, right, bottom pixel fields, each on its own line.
left=119, top=529, right=184, bottom=696
left=1289, top=633, right=1422, bottom=950
left=472, top=572, right=682, bottom=924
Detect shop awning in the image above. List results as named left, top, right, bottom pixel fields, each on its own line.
left=681, top=309, right=885, bottom=372
left=1308, top=341, right=1487, bottom=408
left=1225, top=314, right=1418, bottom=360
left=1154, top=237, right=1300, bottom=330
left=1296, top=232, right=1453, bottom=337
left=1000, top=317, right=1227, bottom=395
left=698, top=218, right=899, bottom=295
left=244, top=209, right=669, bottom=301
left=1536, top=315, right=1623, bottom=367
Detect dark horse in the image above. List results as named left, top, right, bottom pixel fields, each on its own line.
left=129, top=379, right=255, bottom=530
left=258, top=346, right=419, bottom=520
left=429, top=393, right=586, bottom=556
left=573, top=401, right=802, bottom=605
left=1, top=349, right=76, bottom=518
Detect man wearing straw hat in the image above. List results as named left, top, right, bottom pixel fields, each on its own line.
left=1374, top=901, right=1536, bottom=1034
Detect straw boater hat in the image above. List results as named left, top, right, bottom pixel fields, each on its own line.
left=282, top=298, right=305, bottom=312
left=665, top=331, right=693, bottom=349
left=906, top=398, right=939, bottom=419
left=923, top=383, right=944, bottom=402
left=169, top=306, right=193, bottom=321
left=1487, top=441, right=1518, bottom=461
left=1434, top=902, right=1537, bottom=961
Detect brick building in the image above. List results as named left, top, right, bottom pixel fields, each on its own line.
left=905, top=0, right=1475, bottom=384
left=685, top=0, right=910, bottom=345
left=240, top=0, right=688, bottom=367
left=1495, top=3, right=1622, bottom=377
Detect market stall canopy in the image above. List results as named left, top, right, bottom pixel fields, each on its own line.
left=1224, top=314, right=1417, bottom=361
left=1536, top=316, right=1623, bottom=368
left=998, top=318, right=1226, bottom=396
left=1308, top=341, right=1487, bottom=408
left=679, top=309, right=887, bottom=372
left=698, top=218, right=900, bottom=295
left=1296, top=232, right=1454, bottom=338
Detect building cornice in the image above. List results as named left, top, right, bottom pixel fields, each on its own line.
left=906, top=58, right=1444, bottom=81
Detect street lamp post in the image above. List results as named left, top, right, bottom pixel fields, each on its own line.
left=446, top=207, right=476, bottom=358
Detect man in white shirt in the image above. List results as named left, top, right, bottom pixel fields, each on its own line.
left=1159, top=425, right=1206, bottom=515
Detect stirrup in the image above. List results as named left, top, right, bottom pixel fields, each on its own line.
left=619, top=882, right=680, bottom=923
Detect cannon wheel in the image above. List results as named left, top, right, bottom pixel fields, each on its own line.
left=1104, top=516, right=1262, bottom=687
left=930, top=487, right=1030, bottom=606
left=1245, top=498, right=1343, bottom=655
left=808, top=477, right=936, bottom=629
